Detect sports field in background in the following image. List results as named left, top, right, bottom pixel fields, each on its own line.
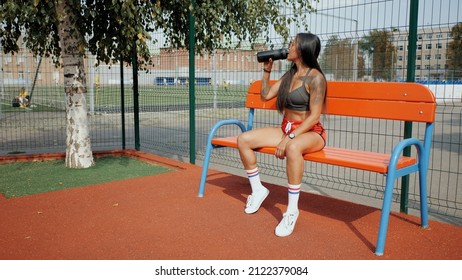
left=0, top=84, right=248, bottom=113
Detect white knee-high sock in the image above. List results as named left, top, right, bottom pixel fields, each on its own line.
left=287, top=184, right=301, bottom=213
left=246, top=167, right=266, bottom=193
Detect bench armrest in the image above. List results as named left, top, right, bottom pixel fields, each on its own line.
left=206, top=119, right=247, bottom=144
left=198, top=119, right=247, bottom=197
left=389, top=138, right=426, bottom=176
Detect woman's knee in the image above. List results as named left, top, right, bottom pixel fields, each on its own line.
left=285, top=141, right=303, bottom=159
left=237, top=132, right=252, bottom=149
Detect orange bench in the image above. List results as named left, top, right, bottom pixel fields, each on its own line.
left=198, top=80, right=436, bottom=256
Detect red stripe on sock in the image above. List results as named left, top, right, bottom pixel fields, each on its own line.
left=246, top=170, right=259, bottom=176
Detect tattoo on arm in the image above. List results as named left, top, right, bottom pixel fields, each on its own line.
left=308, top=75, right=326, bottom=107
left=261, top=79, right=270, bottom=99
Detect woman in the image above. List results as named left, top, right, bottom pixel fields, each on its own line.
left=237, top=33, right=327, bottom=237
left=15, top=87, right=30, bottom=108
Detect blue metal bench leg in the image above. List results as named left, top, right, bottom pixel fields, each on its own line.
left=375, top=172, right=396, bottom=256
left=419, top=165, right=429, bottom=228
left=198, top=140, right=214, bottom=197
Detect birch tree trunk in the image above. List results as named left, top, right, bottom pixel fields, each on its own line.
left=56, top=0, right=94, bottom=168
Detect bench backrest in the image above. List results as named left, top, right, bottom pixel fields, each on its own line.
left=247, top=80, right=436, bottom=123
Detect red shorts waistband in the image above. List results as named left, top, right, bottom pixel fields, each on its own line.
left=281, top=117, right=327, bottom=144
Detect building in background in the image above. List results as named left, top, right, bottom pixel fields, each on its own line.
left=2, top=26, right=461, bottom=90
left=392, top=26, right=453, bottom=82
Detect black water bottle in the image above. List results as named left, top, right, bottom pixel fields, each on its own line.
left=256, top=48, right=289, bottom=62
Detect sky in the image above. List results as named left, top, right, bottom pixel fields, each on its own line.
left=303, top=0, right=461, bottom=38
left=149, top=0, right=462, bottom=51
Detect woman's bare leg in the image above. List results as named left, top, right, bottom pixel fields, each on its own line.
left=237, top=127, right=283, bottom=214
left=237, top=127, right=283, bottom=169
left=285, top=132, right=325, bottom=185
left=275, top=132, right=325, bottom=237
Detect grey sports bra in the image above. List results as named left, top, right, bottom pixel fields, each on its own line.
left=285, top=69, right=312, bottom=111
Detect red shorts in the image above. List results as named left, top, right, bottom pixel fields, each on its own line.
left=281, top=117, right=327, bottom=145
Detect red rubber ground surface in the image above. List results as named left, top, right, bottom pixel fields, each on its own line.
left=1, top=151, right=461, bottom=259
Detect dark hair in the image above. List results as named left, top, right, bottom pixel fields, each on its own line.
left=276, top=33, right=326, bottom=113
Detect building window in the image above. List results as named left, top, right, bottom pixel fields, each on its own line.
left=417, top=44, right=422, bottom=50
left=436, top=43, right=442, bottom=49
left=426, top=44, right=432, bottom=50
left=416, top=65, right=421, bottom=70
left=435, top=54, right=442, bottom=59
left=425, top=65, right=430, bottom=70
left=398, top=45, right=404, bottom=51
left=398, top=56, right=403, bottom=61
left=417, top=55, right=422, bottom=60
left=425, top=54, right=431, bottom=60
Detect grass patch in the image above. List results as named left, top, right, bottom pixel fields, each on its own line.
left=1, top=102, right=63, bottom=113
left=0, top=156, right=172, bottom=198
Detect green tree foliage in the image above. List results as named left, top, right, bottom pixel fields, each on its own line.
left=1, top=0, right=317, bottom=67
left=360, top=29, right=396, bottom=81
left=320, top=35, right=365, bottom=81
left=446, top=22, right=462, bottom=80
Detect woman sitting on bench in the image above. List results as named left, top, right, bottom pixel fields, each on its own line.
left=237, top=33, right=327, bottom=237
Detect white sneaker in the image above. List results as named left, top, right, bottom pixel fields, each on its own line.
left=275, top=211, right=299, bottom=237
left=244, top=188, right=269, bottom=214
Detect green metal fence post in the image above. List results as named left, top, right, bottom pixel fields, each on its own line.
left=189, top=0, right=196, bottom=164
left=120, top=58, right=126, bottom=150
left=132, top=44, right=140, bottom=151
left=400, top=0, right=419, bottom=213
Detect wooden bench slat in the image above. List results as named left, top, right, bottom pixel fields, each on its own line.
left=247, top=93, right=436, bottom=122
left=246, top=80, right=436, bottom=123
left=326, top=81, right=436, bottom=103
left=326, top=98, right=436, bottom=122
left=211, top=136, right=239, bottom=148
left=211, top=136, right=416, bottom=174
left=303, top=148, right=416, bottom=173
left=248, top=80, right=436, bottom=103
